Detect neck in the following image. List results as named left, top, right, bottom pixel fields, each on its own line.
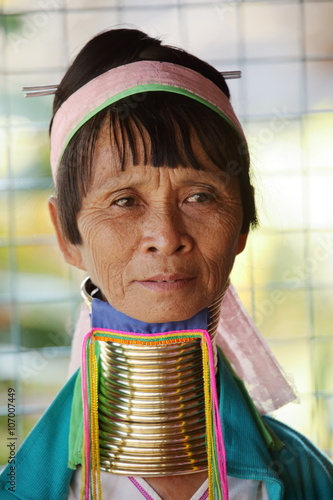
left=81, top=279, right=224, bottom=477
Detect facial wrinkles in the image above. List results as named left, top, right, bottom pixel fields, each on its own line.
left=84, top=188, right=237, bottom=296
left=75, top=121, right=244, bottom=322
left=81, top=166, right=240, bottom=268
left=95, top=169, right=237, bottom=240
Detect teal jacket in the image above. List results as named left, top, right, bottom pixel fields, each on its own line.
left=1, top=354, right=332, bottom=500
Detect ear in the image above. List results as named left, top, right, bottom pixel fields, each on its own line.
left=236, top=233, right=248, bottom=255
left=48, top=196, right=86, bottom=270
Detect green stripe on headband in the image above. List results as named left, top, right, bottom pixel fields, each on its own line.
left=61, top=83, right=241, bottom=164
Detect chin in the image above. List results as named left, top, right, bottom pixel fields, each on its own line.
left=126, top=302, right=206, bottom=324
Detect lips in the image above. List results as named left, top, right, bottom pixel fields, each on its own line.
left=136, top=274, right=195, bottom=291
left=143, top=274, right=194, bottom=282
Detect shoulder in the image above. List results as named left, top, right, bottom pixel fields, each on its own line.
left=264, top=415, right=333, bottom=498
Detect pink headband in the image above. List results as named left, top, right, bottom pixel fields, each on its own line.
left=50, top=60, right=245, bottom=181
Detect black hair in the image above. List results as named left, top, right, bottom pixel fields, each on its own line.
left=51, top=28, right=257, bottom=244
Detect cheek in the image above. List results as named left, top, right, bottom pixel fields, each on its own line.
left=204, top=209, right=242, bottom=249
left=200, top=213, right=242, bottom=271
left=78, top=215, right=140, bottom=277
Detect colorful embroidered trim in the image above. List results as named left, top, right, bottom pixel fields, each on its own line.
left=80, top=328, right=228, bottom=500
left=128, top=476, right=209, bottom=500
left=129, top=477, right=156, bottom=500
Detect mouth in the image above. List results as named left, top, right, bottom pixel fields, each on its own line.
left=136, top=274, right=195, bottom=291
left=144, top=274, right=194, bottom=282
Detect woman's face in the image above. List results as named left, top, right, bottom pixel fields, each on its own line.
left=51, top=123, right=246, bottom=323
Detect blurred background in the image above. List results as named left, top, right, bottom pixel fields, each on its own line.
left=0, top=0, right=332, bottom=465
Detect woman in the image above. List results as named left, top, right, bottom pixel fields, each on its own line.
left=1, top=28, right=332, bottom=500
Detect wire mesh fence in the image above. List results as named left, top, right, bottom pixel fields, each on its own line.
left=0, top=0, right=332, bottom=464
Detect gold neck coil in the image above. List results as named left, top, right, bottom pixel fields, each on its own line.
left=81, top=277, right=226, bottom=476
left=98, top=339, right=206, bottom=475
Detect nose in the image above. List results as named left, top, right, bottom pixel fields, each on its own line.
left=139, top=209, right=194, bottom=256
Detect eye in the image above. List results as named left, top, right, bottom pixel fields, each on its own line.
left=186, top=192, right=214, bottom=203
left=112, top=196, right=136, bottom=207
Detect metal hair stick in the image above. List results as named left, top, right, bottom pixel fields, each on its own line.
left=22, top=85, right=59, bottom=97
left=22, top=71, right=241, bottom=97
left=220, top=70, right=241, bottom=79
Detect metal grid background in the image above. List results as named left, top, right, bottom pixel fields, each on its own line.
left=0, top=0, right=332, bottom=464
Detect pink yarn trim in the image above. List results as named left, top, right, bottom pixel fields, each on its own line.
left=202, top=330, right=228, bottom=500
left=91, top=326, right=208, bottom=337
left=198, top=491, right=209, bottom=500
left=50, top=60, right=244, bottom=181
left=80, top=328, right=228, bottom=499
left=129, top=477, right=156, bottom=500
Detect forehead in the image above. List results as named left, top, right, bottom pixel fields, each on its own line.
left=84, top=120, right=241, bottom=202
left=90, top=117, right=225, bottom=184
